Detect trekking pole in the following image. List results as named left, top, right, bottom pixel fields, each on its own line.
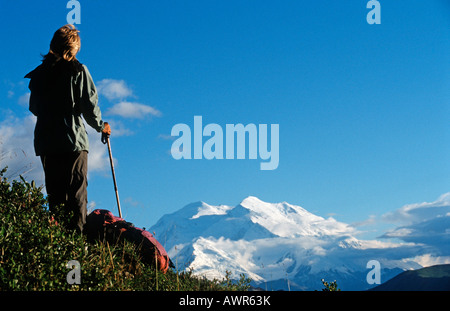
left=102, top=130, right=122, bottom=218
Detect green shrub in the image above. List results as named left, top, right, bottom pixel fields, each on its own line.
left=320, top=279, right=340, bottom=291
left=0, top=167, right=251, bottom=291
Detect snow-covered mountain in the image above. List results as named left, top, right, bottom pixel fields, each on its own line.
left=149, top=196, right=439, bottom=290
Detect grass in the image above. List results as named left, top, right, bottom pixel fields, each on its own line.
left=0, top=167, right=251, bottom=291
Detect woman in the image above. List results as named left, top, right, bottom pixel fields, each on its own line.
left=25, top=24, right=111, bottom=233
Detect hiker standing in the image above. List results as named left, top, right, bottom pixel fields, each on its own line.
left=25, top=24, right=111, bottom=233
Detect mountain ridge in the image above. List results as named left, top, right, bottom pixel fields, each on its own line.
left=149, top=196, right=442, bottom=290
left=370, top=264, right=450, bottom=291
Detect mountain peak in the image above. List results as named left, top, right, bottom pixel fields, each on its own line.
left=190, top=202, right=233, bottom=219
left=235, top=196, right=354, bottom=238
left=240, top=195, right=264, bottom=205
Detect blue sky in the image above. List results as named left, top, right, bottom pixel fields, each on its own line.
left=0, top=0, right=449, bottom=240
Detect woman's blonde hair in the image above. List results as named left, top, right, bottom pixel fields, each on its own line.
left=47, top=24, right=81, bottom=62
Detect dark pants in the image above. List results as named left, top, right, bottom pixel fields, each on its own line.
left=40, top=151, right=88, bottom=233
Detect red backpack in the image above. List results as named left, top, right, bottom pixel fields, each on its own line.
left=85, top=209, right=172, bottom=273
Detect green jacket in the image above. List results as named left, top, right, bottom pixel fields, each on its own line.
left=25, top=55, right=105, bottom=156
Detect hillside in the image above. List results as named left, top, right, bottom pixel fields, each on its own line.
left=370, top=264, right=450, bottom=291
left=0, top=168, right=250, bottom=291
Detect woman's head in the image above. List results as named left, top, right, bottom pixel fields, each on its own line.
left=48, top=24, right=81, bottom=62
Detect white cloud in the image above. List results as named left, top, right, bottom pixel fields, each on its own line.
left=382, top=192, right=450, bottom=225
left=0, top=114, right=43, bottom=185
left=96, top=78, right=162, bottom=125
left=158, top=134, right=176, bottom=140
left=381, top=214, right=450, bottom=250
left=381, top=227, right=414, bottom=238
left=106, top=101, right=162, bottom=119
left=96, top=79, right=133, bottom=101
left=351, top=214, right=377, bottom=228
left=407, top=254, right=450, bottom=267
left=85, top=125, right=115, bottom=173
left=379, top=193, right=450, bottom=256
left=18, top=92, right=30, bottom=107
